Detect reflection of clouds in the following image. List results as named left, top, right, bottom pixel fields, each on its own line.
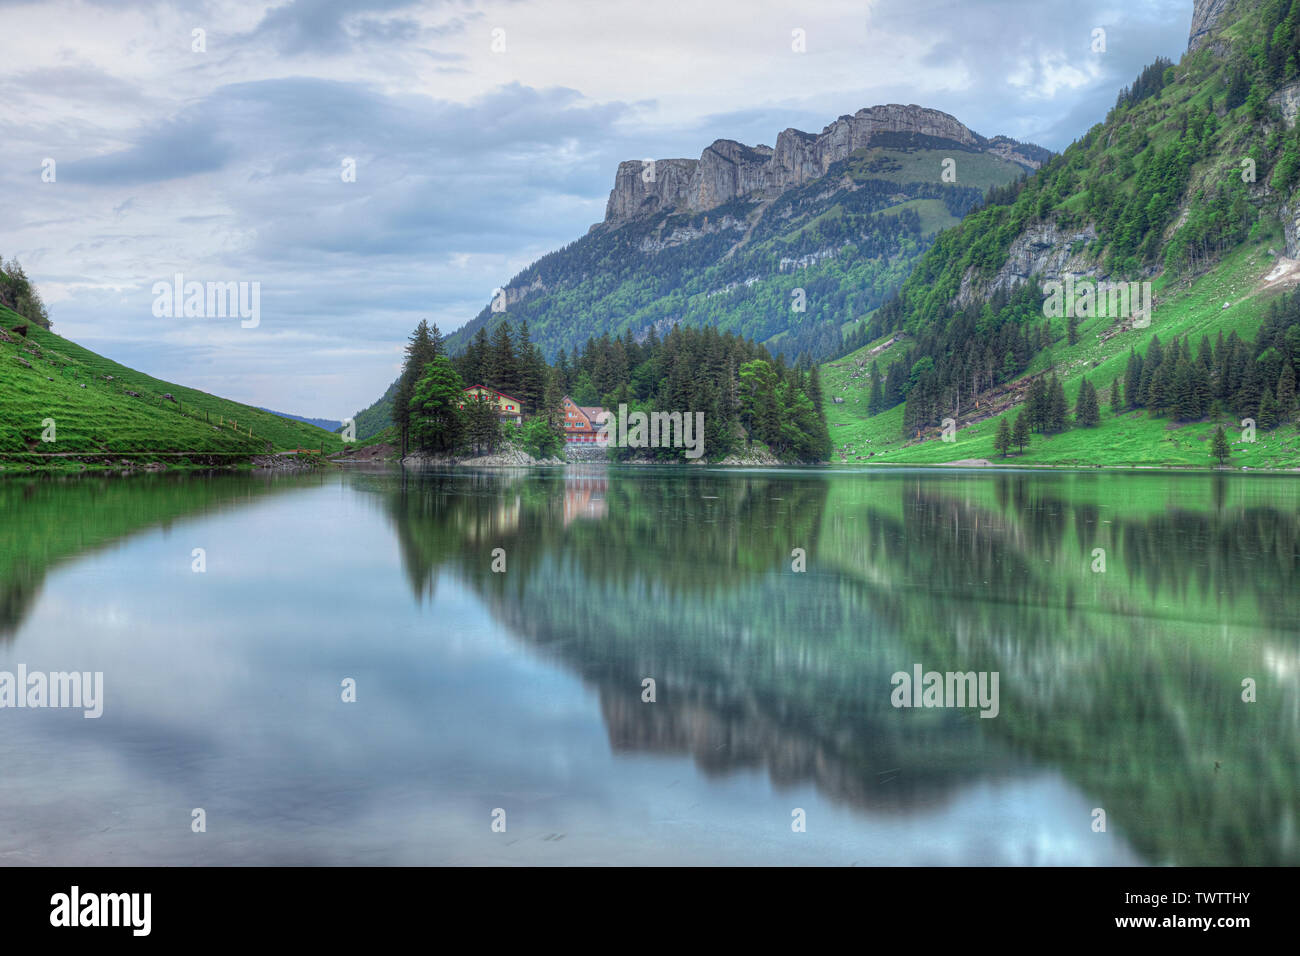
left=4, top=469, right=1295, bottom=865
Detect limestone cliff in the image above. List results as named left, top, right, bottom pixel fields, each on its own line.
left=1188, top=0, right=1234, bottom=52
left=604, top=104, right=1047, bottom=222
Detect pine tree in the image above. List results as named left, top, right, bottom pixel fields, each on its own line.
left=458, top=326, right=490, bottom=387
left=514, top=321, right=545, bottom=417
left=1211, top=425, right=1230, bottom=465
left=808, top=365, right=825, bottom=412
left=394, top=319, right=442, bottom=456
left=1076, top=378, right=1100, bottom=426
left=994, top=417, right=1012, bottom=457
left=484, top=322, right=518, bottom=398
left=1125, top=349, right=1143, bottom=409
left=1278, top=362, right=1297, bottom=420
left=1047, top=375, right=1069, bottom=433
left=867, top=360, right=885, bottom=415
left=1110, top=377, right=1122, bottom=413
left=1259, top=388, right=1280, bottom=429
left=1027, top=377, right=1049, bottom=432
left=1012, top=411, right=1030, bottom=453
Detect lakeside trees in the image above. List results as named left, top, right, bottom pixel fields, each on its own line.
left=396, top=317, right=831, bottom=461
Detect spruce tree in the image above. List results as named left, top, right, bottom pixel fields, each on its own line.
left=484, top=321, right=518, bottom=398
left=1076, top=378, right=1100, bottom=426
left=1012, top=411, right=1030, bottom=453
left=394, top=319, right=442, bottom=456
left=1278, top=363, right=1297, bottom=420
left=867, top=360, right=884, bottom=416
left=1259, top=389, right=1280, bottom=429
left=994, top=417, right=1012, bottom=457
left=1047, top=375, right=1068, bottom=433
left=808, top=365, right=825, bottom=412
left=1211, top=425, right=1230, bottom=465
left=1027, top=377, right=1048, bottom=432
left=1125, top=349, right=1143, bottom=409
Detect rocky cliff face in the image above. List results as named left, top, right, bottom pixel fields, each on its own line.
left=954, top=222, right=1103, bottom=308
left=604, top=104, right=1046, bottom=222
left=1188, top=0, right=1234, bottom=52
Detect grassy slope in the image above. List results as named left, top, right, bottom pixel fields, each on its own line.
left=0, top=307, right=343, bottom=460
left=821, top=241, right=1300, bottom=468
left=819, top=7, right=1300, bottom=472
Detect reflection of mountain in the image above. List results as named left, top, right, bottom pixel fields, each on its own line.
left=0, top=474, right=314, bottom=639
left=378, top=468, right=1300, bottom=865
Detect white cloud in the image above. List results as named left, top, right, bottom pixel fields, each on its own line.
left=0, top=0, right=1194, bottom=417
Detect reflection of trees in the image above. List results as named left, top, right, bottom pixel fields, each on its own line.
left=0, top=474, right=307, bottom=640
left=378, top=467, right=1300, bottom=865
left=377, top=467, right=1019, bottom=816
left=830, top=474, right=1300, bottom=866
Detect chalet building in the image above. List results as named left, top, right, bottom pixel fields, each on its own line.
left=461, top=385, right=524, bottom=424
left=561, top=396, right=609, bottom=444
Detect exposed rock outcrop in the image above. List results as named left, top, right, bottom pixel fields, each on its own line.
left=1268, top=79, right=1300, bottom=129
left=605, top=104, right=1047, bottom=222
left=954, top=222, right=1102, bottom=307
left=1188, top=0, right=1233, bottom=52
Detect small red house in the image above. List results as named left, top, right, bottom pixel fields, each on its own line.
left=561, top=396, right=609, bottom=444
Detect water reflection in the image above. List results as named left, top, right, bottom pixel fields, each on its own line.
left=0, top=467, right=1295, bottom=864
left=373, top=467, right=1300, bottom=865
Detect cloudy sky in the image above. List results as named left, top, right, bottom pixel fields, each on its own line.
left=0, top=0, right=1193, bottom=419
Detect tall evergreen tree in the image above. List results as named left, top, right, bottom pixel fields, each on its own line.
left=409, top=355, right=465, bottom=454
left=484, top=321, right=519, bottom=398
left=867, top=360, right=885, bottom=416
left=1027, top=376, right=1049, bottom=432
left=1125, top=348, right=1143, bottom=409
left=394, top=319, right=442, bottom=456
left=1076, top=378, right=1100, bottom=426
left=1046, top=375, right=1068, bottom=433
left=1212, top=425, right=1230, bottom=465
left=808, top=365, right=826, bottom=413
left=1258, top=388, right=1280, bottom=429
left=994, top=417, right=1012, bottom=457
left=1278, top=362, right=1297, bottom=419
left=1012, top=411, right=1030, bottom=453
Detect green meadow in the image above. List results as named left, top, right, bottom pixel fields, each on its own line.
left=0, top=306, right=342, bottom=469
left=820, top=242, right=1300, bottom=470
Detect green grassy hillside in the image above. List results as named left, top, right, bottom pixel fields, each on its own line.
left=818, top=0, right=1300, bottom=469
left=822, top=242, right=1300, bottom=468
left=0, top=306, right=343, bottom=466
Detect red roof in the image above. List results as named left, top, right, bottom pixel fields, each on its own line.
left=463, top=384, right=523, bottom=404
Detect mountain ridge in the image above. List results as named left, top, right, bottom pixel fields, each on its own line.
left=603, top=104, right=1049, bottom=222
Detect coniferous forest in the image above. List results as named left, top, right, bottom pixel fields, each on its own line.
left=388, top=317, right=832, bottom=463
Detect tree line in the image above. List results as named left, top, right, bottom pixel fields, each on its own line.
left=390, top=317, right=831, bottom=462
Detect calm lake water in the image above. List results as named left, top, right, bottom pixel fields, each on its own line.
left=0, top=465, right=1296, bottom=866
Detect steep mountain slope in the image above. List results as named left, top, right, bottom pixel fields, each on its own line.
left=446, top=105, right=1044, bottom=366
left=820, top=0, right=1300, bottom=469
left=347, top=105, right=1046, bottom=438
left=0, top=306, right=343, bottom=465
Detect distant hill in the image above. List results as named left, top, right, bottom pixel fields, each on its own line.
left=0, top=306, right=344, bottom=463
left=348, top=378, right=398, bottom=441
left=257, top=408, right=343, bottom=432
